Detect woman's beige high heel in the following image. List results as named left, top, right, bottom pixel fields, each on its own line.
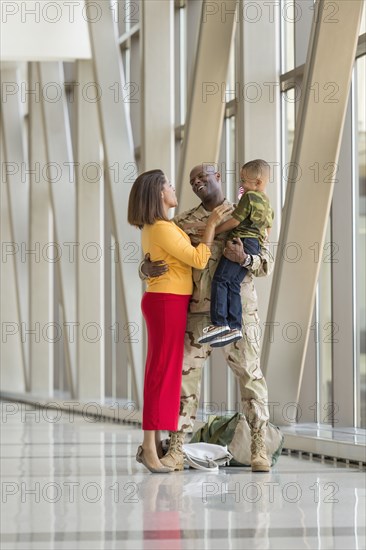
left=135, top=445, right=173, bottom=473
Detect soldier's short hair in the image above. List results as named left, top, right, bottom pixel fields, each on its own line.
left=128, top=169, right=169, bottom=229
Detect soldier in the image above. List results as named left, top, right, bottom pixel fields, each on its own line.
left=140, top=164, right=274, bottom=472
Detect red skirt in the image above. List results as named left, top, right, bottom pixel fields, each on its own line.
left=141, top=292, right=191, bottom=431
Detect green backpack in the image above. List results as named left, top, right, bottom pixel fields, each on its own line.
left=190, top=412, right=284, bottom=467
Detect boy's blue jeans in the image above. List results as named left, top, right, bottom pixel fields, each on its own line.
left=211, top=237, right=260, bottom=330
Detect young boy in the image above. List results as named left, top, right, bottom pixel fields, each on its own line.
left=198, top=159, right=274, bottom=347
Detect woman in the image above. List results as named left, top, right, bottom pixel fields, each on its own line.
left=128, top=169, right=230, bottom=473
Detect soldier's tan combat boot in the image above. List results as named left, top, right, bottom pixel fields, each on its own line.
left=160, top=431, right=185, bottom=471
left=250, top=428, right=271, bottom=472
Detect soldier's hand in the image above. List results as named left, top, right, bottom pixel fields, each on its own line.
left=223, top=238, right=247, bottom=264
left=141, top=253, right=168, bottom=277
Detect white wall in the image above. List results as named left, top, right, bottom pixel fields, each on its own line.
left=1, top=0, right=91, bottom=61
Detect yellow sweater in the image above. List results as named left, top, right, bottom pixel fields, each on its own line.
left=141, top=220, right=211, bottom=295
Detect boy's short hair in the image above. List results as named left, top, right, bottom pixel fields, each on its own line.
left=241, top=159, right=270, bottom=180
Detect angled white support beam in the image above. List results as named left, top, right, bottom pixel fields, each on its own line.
left=141, top=0, right=175, bottom=175
left=28, top=63, right=54, bottom=395
left=177, top=0, right=237, bottom=211
left=331, top=97, right=355, bottom=426
left=1, top=122, right=26, bottom=392
left=262, top=0, right=364, bottom=425
left=76, top=60, right=104, bottom=400
left=38, top=62, right=76, bottom=398
left=1, top=65, right=29, bottom=390
left=86, top=0, right=143, bottom=407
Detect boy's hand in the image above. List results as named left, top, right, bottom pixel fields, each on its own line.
left=141, top=253, right=168, bottom=278
left=223, top=238, right=247, bottom=264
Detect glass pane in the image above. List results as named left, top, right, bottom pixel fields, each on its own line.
left=225, top=33, right=236, bottom=103
left=318, top=219, right=333, bottom=423
left=130, top=34, right=140, bottom=147
left=116, top=0, right=126, bottom=37
left=175, top=139, right=183, bottom=183
left=225, top=116, right=236, bottom=203
left=281, top=0, right=295, bottom=73
left=175, top=6, right=187, bottom=126
left=360, top=2, right=365, bottom=35
left=116, top=0, right=140, bottom=35
left=179, top=6, right=187, bottom=125
left=122, top=47, right=131, bottom=118
left=357, top=56, right=366, bottom=427
left=110, top=235, right=117, bottom=399
left=281, top=87, right=296, bottom=203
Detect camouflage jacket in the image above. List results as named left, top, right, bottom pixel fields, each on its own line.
left=173, top=200, right=274, bottom=314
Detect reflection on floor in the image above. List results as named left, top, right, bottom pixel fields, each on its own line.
left=1, top=401, right=365, bottom=550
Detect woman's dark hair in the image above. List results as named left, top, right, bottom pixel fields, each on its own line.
left=128, top=169, right=169, bottom=229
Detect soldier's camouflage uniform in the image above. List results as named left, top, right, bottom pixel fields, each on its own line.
left=173, top=200, right=274, bottom=432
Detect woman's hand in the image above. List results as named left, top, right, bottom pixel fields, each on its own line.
left=200, top=205, right=234, bottom=249
left=207, top=204, right=233, bottom=228
left=181, top=222, right=206, bottom=238
left=141, top=253, right=168, bottom=278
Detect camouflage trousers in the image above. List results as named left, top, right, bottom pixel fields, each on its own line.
left=178, top=311, right=269, bottom=432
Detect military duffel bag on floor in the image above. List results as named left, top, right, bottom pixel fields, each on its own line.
left=190, top=412, right=284, bottom=467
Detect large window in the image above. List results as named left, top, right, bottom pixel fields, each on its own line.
left=281, top=0, right=295, bottom=73
left=280, top=0, right=366, bottom=427
left=356, top=54, right=366, bottom=427
left=116, top=0, right=366, bottom=430
left=222, top=31, right=237, bottom=203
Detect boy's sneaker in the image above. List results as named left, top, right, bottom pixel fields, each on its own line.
left=197, top=325, right=230, bottom=344
left=210, top=328, right=243, bottom=348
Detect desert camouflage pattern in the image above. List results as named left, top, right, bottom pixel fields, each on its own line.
left=172, top=201, right=274, bottom=432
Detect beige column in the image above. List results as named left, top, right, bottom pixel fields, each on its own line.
left=76, top=60, right=104, bottom=400
left=141, top=0, right=175, bottom=176
left=177, top=0, right=238, bottom=210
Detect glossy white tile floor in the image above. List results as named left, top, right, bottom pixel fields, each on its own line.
left=1, top=401, right=365, bottom=550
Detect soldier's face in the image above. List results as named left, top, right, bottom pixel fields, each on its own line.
left=189, top=165, right=221, bottom=201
